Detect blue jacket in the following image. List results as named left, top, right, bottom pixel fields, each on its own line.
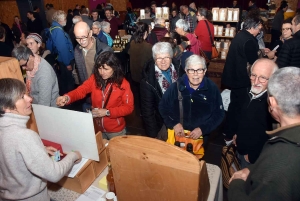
left=159, top=74, right=225, bottom=135
left=50, top=21, right=74, bottom=66
left=97, top=31, right=107, bottom=45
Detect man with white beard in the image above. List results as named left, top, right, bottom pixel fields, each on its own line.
left=231, top=58, right=278, bottom=168
left=49, top=10, right=75, bottom=95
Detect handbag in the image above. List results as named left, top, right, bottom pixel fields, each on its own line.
left=220, top=144, right=241, bottom=189
left=199, top=48, right=210, bottom=64
left=166, top=81, right=204, bottom=159
left=204, top=20, right=219, bottom=59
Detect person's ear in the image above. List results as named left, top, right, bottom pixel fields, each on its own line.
left=268, top=96, right=277, bottom=108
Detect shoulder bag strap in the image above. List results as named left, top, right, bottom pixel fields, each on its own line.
left=204, top=20, right=215, bottom=47
left=177, top=81, right=183, bottom=125
left=103, top=83, right=113, bottom=108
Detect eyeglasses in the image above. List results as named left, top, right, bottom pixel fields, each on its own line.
left=75, top=35, right=89, bottom=42
left=20, top=58, right=29, bottom=68
left=186, top=68, right=205, bottom=74
left=250, top=73, right=269, bottom=83
left=156, top=57, right=171, bottom=62
left=282, top=28, right=291, bottom=31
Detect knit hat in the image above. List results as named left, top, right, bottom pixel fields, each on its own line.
left=26, top=33, right=42, bottom=44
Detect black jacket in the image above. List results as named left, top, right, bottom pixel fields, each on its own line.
left=140, top=59, right=179, bottom=138
left=12, top=22, right=27, bottom=43
left=229, top=124, right=300, bottom=200
left=222, top=30, right=258, bottom=89
left=159, top=74, right=224, bottom=135
left=276, top=31, right=300, bottom=68
left=236, top=90, right=274, bottom=163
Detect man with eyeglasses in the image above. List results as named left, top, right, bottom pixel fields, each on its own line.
left=159, top=55, right=224, bottom=148
left=277, top=14, right=300, bottom=68
left=231, top=59, right=278, bottom=168
left=73, top=21, right=112, bottom=111
left=221, top=16, right=261, bottom=141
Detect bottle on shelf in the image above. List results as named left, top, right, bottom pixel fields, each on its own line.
left=106, top=163, right=117, bottom=195
left=174, top=141, right=180, bottom=147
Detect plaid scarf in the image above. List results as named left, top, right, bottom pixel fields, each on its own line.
left=26, top=54, right=41, bottom=96
left=155, top=63, right=178, bottom=94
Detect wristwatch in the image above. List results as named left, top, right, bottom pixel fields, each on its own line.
left=106, top=110, right=110, bottom=116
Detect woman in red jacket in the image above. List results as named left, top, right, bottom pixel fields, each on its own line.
left=195, top=8, right=214, bottom=60
left=56, top=51, right=134, bottom=140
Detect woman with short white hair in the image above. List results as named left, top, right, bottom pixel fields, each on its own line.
left=159, top=54, right=224, bottom=146
left=175, top=19, right=199, bottom=55
left=100, top=21, right=113, bottom=47
left=140, top=42, right=179, bottom=140
left=92, top=21, right=107, bottom=44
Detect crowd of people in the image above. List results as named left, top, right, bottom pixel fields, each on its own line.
left=1, top=0, right=300, bottom=200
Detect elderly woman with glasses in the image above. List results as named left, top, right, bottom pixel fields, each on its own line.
left=12, top=45, right=59, bottom=107
left=0, top=78, right=81, bottom=201
left=140, top=42, right=179, bottom=140
left=159, top=55, right=224, bottom=146
left=229, top=67, right=300, bottom=200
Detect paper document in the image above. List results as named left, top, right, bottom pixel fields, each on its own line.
left=221, top=89, right=231, bottom=111
left=32, top=104, right=99, bottom=161
left=76, top=186, right=106, bottom=201
left=66, top=158, right=89, bottom=178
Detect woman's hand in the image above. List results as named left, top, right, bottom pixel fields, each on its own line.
left=73, top=151, right=82, bottom=164
left=174, top=123, right=184, bottom=136
left=45, top=146, right=61, bottom=156
left=189, top=127, right=202, bottom=139
left=56, top=96, right=69, bottom=107
left=91, top=108, right=107, bottom=118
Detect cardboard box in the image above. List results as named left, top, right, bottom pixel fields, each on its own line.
left=95, top=131, right=105, bottom=154
left=92, top=147, right=108, bottom=177
left=118, top=29, right=126, bottom=37
left=56, top=131, right=106, bottom=193
left=57, top=159, right=96, bottom=194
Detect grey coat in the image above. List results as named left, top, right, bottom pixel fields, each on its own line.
left=30, top=57, right=59, bottom=107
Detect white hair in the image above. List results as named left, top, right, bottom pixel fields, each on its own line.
left=93, top=21, right=101, bottom=29
left=72, top=16, right=82, bottom=24
left=185, top=55, right=207, bottom=70
left=155, top=18, right=165, bottom=25
left=175, top=19, right=189, bottom=32
left=250, top=58, right=278, bottom=74
left=152, top=42, right=173, bottom=59
left=268, top=67, right=300, bottom=117
left=100, top=21, right=110, bottom=31
left=52, top=10, right=66, bottom=22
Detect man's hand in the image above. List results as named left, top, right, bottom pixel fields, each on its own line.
left=244, top=154, right=250, bottom=163
left=189, top=127, right=202, bottom=139
left=66, top=65, right=73, bottom=71
left=174, top=123, right=184, bottom=136
left=232, top=134, right=237, bottom=146
left=229, top=168, right=250, bottom=184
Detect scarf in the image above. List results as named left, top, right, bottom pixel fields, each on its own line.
left=26, top=54, right=41, bottom=95
left=155, top=63, right=178, bottom=94
left=103, top=32, right=113, bottom=47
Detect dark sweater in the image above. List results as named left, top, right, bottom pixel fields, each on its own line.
left=151, top=25, right=168, bottom=41
left=236, top=90, right=273, bottom=163
left=229, top=124, right=300, bottom=201
left=159, top=75, right=225, bottom=135
left=222, top=30, right=258, bottom=89
left=276, top=31, right=300, bottom=68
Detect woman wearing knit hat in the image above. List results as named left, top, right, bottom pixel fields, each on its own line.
left=26, top=33, right=56, bottom=68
